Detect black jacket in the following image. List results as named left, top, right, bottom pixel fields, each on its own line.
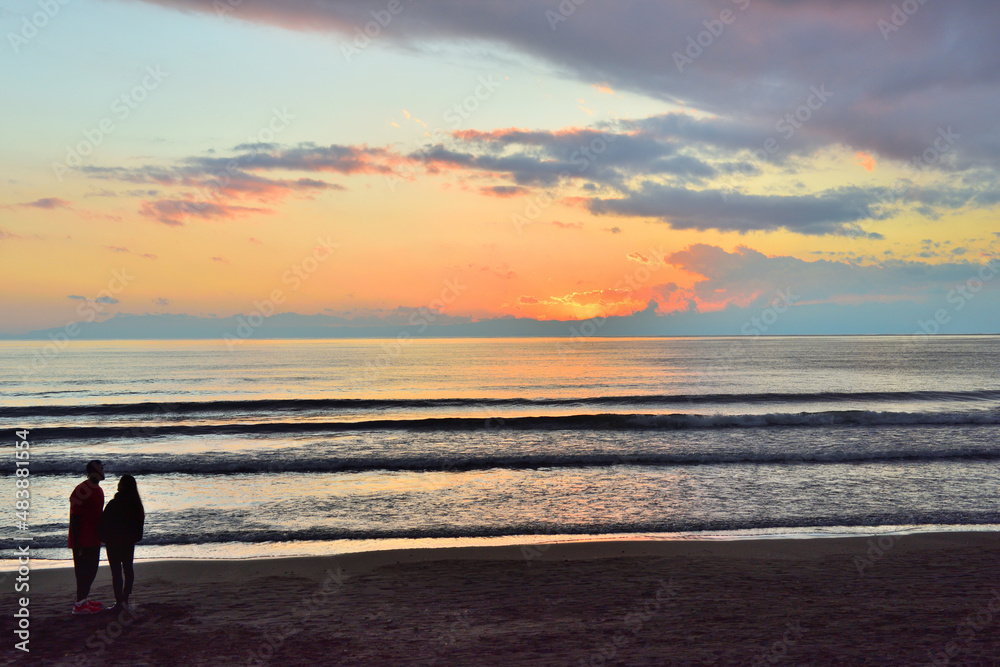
left=98, top=496, right=144, bottom=546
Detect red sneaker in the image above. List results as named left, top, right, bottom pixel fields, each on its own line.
left=86, top=599, right=105, bottom=612
left=73, top=601, right=98, bottom=615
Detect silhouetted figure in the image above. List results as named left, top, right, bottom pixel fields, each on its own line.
left=69, top=460, right=105, bottom=614
left=99, top=474, right=145, bottom=611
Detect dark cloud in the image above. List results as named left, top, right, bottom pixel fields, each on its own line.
left=78, top=1, right=1000, bottom=238
left=480, top=185, right=530, bottom=197
left=622, top=113, right=782, bottom=157
left=415, top=144, right=570, bottom=186
left=423, top=119, right=991, bottom=236
left=81, top=166, right=177, bottom=184
left=26, top=197, right=71, bottom=209
left=140, top=199, right=274, bottom=226
left=82, top=129, right=994, bottom=238
left=439, top=127, right=716, bottom=187
left=75, top=144, right=367, bottom=231
left=428, top=120, right=997, bottom=235
left=5, top=197, right=72, bottom=210
left=130, top=0, right=1000, bottom=171
left=85, top=162, right=340, bottom=200
left=589, top=183, right=885, bottom=236
left=294, top=177, right=343, bottom=190
left=667, top=244, right=1000, bottom=308
left=219, top=143, right=399, bottom=175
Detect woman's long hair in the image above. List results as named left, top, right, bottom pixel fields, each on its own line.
left=116, top=474, right=145, bottom=521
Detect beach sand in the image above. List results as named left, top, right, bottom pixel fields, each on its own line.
left=8, top=532, right=1000, bottom=666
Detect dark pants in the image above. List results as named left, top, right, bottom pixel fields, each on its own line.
left=106, top=543, right=135, bottom=605
left=72, top=546, right=101, bottom=602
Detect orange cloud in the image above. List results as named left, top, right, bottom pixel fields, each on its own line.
left=626, top=251, right=649, bottom=263
left=855, top=151, right=876, bottom=172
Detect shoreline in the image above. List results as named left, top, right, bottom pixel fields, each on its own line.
left=12, top=530, right=1000, bottom=664
left=8, top=523, right=1000, bottom=571
left=17, top=528, right=1000, bottom=581
left=24, top=529, right=1000, bottom=579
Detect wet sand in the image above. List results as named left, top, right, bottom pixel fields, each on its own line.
left=7, top=532, right=1000, bottom=666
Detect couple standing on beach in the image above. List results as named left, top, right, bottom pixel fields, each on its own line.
left=69, top=460, right=145, bottom=615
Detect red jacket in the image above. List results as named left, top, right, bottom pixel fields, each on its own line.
left=68, top=481, right=104, bottom=548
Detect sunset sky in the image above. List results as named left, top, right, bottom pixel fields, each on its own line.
left=2, top=0, right=999, bottom=336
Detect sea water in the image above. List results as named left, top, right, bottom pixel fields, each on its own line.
left=2, top=335, right=999, bottom=563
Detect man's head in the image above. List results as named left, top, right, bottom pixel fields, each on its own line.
left=85, top=460, right=105, bottom=484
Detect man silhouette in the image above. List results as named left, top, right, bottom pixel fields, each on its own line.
left=69, top=460, right=105, bottom=614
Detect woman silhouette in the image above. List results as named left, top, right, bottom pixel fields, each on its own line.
left=99, top=474, right=145, bottom=611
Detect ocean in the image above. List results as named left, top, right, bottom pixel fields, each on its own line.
left=2, top=335, right=999, bottom=564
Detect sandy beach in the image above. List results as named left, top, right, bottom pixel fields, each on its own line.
left=5, top=531, right=999, bottom=666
